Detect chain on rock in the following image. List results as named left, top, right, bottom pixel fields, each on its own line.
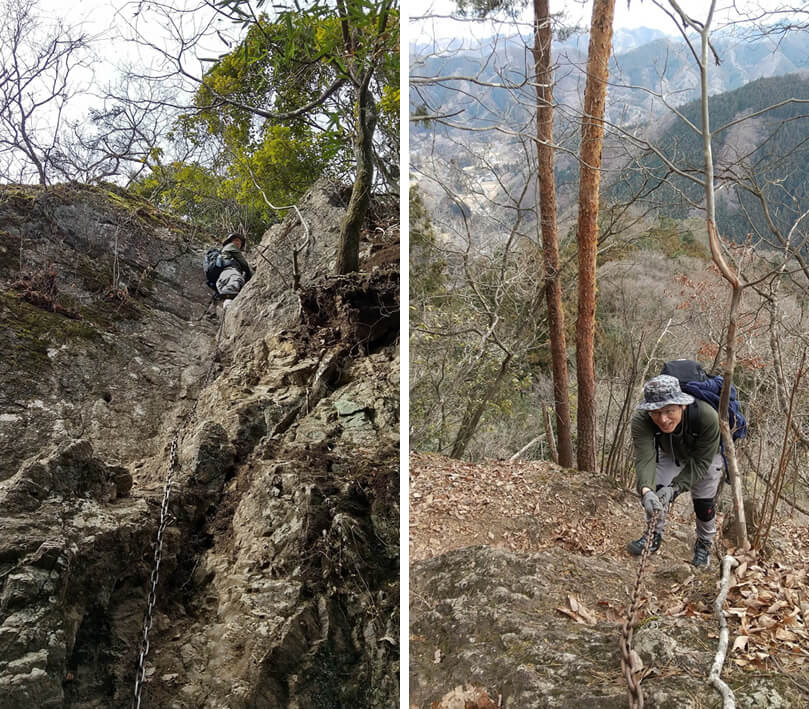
left=620, top=508, right=660, bottom=709
left=133, top=313, right=226, bottom=709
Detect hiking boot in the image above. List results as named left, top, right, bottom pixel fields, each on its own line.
left=627, top=531, right=663, bottom=556
left=692, top=539, right=712, bottom=568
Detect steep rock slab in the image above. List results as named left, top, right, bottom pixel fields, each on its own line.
left=134, top=183, right=399, bottom=708
left=0, top=183, right=216, bottom=481
left=0, top=180, right=399, bottom=708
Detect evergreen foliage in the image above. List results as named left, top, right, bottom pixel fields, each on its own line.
left=611, top=73, right=809, bottom=249
left=133, top=0, right=399, bottom=239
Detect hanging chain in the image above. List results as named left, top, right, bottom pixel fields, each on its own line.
left=133, top=312, right=226, bottom=709
left=620, top=508, right=660, bottom=709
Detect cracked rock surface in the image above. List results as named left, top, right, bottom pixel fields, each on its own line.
left=0, top=181, right=399, bottom=708
left=410, top=455, right=805, bottom=709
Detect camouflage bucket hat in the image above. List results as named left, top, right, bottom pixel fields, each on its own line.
left=637, top=374, right=695, bottom=411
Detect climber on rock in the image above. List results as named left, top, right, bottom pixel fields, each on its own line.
left=626, top=374, right=724, bottom=568
left=216, top=232, right=253, bottom=299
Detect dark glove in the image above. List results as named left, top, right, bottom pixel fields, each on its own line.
left=656, top=483, right=680, bottom=508
left=642, top=490, right=663, bottom=516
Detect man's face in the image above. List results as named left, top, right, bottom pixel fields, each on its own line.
left=232, top=237, right=243, bottom=249
left=649, top=404, right=684, bottom=433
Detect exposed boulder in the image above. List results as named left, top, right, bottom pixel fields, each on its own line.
left=2, top=439, right=132, bottom=512
left=410, top=544, right=797, bottom=708
left=0, top=439, right=151, bottom=709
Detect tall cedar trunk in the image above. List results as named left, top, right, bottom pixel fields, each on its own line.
left=574, top=0, right=615, bottom=472
left=532, top=0, right=573, bottom=468
left=449, top=353, right=513, bottom=459
left=336, top=77, right=377, bottom=274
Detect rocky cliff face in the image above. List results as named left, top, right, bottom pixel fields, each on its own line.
left=0, top=181, right=399, bottom=708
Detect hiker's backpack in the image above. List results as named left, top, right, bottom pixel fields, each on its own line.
left=203, top=247, right=236, bottom=290
left=660, top=358, right=747, bottom=442
left=657, top=359, right=748, bottom=479
left=203, top=248, right=224, bottom=290
left=661, top=359, right=707, bottom=388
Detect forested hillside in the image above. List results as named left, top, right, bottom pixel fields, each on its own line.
left=411, top=3, right=809, bottom=705
left=411, top=23, right=809, bottom=129
left=610, top=72, right=809, bottom=247
left=412, top=20, right=809, bottom=251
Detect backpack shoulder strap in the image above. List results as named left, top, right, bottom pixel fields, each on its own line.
left=685, top=400, right=701, bottom=441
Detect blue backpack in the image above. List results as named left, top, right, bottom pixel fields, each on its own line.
left=660, top=359, right=748, bottom=477
left=683, top=376, right=747, bottom=441
left=661, top=359, right=747, bottom=441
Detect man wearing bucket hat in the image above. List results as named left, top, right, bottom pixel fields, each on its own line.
left=627, top=374, right=724, bottom=567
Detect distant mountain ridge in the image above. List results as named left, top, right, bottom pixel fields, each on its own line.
left=608, top=71, right=809, bottom=247
left=411, top=25, right=809, bottom=126
left=411, top=25, right=666, bottom=55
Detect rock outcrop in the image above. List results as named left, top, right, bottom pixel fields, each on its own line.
left=0, top=183, right=216, bottom=483
left=0, top=181, right=399, bottom=708
left=409, top=455, right=806, bottom=709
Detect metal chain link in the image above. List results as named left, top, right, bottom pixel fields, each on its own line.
left=133, top=312, right=226, bottom=709
left=620, top=508, right=660, bottom=709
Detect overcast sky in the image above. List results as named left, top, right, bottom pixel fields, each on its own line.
left=409, top=0, right=785, bottom=44
left=36, top=0, right=236, bottom=77
left=27, top=0, right=239, bottom=125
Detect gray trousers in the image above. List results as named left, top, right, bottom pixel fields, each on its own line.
left=648, top=449, right=723, bottom=543
left=216, top=267, right=245, bottom=297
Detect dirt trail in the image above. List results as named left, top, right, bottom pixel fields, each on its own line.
left=410, top=452, right=809, bottom=708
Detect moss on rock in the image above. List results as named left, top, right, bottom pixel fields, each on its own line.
left=0, top=291, right=101, bottom=375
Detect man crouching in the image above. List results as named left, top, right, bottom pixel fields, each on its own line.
left=628, top=374, right=724, bottom=568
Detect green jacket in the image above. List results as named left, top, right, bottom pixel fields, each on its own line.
left=631, top=399, right=720, bottom=495
left=221, top=242, right=253, bottom=281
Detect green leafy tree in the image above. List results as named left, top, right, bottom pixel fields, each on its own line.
left=135, top=0, right=399, bottom=265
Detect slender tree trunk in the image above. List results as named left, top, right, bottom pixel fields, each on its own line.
left=336, top=74, right=377, bottom=274
left=575, top=0, right=615, bottom=472
left=754, top=349, right=805, bottom=550
left=542, top=406, right=558, bottom=464
left=716, top=281, right=747, bottom=547
left=687, top=0, right=749, bottom=547
left=19, top=113, right=47, bottom=186
left=449, top=353, right=513, bottom=459
left=532, top=0, right=573, bottom=468
left=768, top=299, right=809, bottom=449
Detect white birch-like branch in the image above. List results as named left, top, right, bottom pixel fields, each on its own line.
left=508, top=435, right=543, bottom=462
left=638, top=316, right=673, bottom=388
left=710, top=554, right=740, bottom=708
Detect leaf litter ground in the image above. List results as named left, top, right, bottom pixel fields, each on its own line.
left=410, top=452, right=809, bottom=703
